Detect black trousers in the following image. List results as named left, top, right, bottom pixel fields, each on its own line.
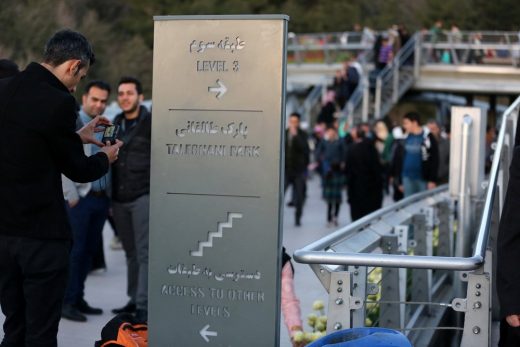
left=327, top=202, right=340, bottom=222
left=0, top=235, right=69, bottom=347
left=499, top=319, right=520, bottom=347
left=284, top=173, right=306, bottom=224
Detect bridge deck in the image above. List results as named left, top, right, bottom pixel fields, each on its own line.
left=415, top=64, right=520, bottom=94
left=287, top=62, right=520, bottom=95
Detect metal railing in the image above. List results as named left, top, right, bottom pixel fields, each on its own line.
left=288, top=30, right=520, bottom=126
left=294, top=97, right=520, bottom=346
left=341, top=50, right=374, bottom=125
left=420, top=31, right=520, bottom=67
left=294, top=186, right=456, bottom=269
left=374, top=33, right=417, bottom=119
left=299, top=84, right=324, bottom=127
left=287, top=30, right=520, bottom=67
left=287, top=31, right=375, bottom=64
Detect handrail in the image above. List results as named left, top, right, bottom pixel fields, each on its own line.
left=421, top=30, right=520, bottom=43
left=473, top=97, right=520, bottom=259
left=374, top=33, right=417, bottom=119
left=294, top=96, right=520, bottom=270
left=342, top=50, right=373, bottom=124
left=299, top=84, right=323, bottom=124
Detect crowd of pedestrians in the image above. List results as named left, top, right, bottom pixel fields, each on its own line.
left=285, top=108, right=451, bottom=227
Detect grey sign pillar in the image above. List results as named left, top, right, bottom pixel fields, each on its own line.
left=149, top=15, right=289, bottom=346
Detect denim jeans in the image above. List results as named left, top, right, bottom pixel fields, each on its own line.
left=64, top=193, right=109, bottom=305
left=403, top=177, right=427, bottom=197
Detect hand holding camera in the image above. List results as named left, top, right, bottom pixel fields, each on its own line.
left=77, top=115, right=112, bottom=146
left=101, top=139, right=123, bottom=164
left=101, top=124, right=120, bottom=145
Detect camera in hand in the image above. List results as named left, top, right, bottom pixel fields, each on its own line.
left=102, top=125, right=120, bottom=145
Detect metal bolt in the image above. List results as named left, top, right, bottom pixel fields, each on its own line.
left=337, top=287, right=343, bottom=293
left=473, top=301, right=482, bottom=309
left=475, top=291, right=481, bottom=297
left=473, top=326, right=481, bottom=334
left=335, top=298, right=344, bottom=305
left=337, top=280, right=343, bottom=285
left=354, top=271, right=359, bottom=275
left=353, top=283, right=358, bottom=288
left=354, top=266, right=359, bottom=269
left=334, top=323, right=342, bottom=330
left=475, top=283, right=481, bottom=289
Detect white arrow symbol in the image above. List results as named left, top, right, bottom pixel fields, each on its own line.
left=208, top=79, right=227, bottom=99
left=200, top=324, right=218, bottom=343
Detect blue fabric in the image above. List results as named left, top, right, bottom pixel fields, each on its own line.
left=64, top=194, right=109, bottom=304
left=403, top=176, right=427, bottom=197
left=79, top=110, right=110, bottom=191
left=307, top=327, right=412, bottom=347
left=402, top=133, right=423, bottom=179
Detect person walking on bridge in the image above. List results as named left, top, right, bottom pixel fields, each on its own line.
left=399, top=112, right=439, bottom=197
left=285, top=112, right=310, bottom=227
left=345, top=125, right=383, bottom=221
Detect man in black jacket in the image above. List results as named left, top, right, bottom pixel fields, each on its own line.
left=110, top=76, right=151, bottom=323
left=0, top=30, right=121, bottom=347
left=285, top=112, right=310, bottom=227
left=497, top=131, right=520, bottom=347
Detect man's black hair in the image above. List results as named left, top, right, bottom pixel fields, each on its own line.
left=43, top=29, right=95, bottom=69
left=84, top=80, right=111, bottom=95
left=0, top=59, right=19, bottom=78
left=354, top=124, right=366, bottom=139
left=118, top=76, right=143, bottom=95
left=403, top=111, right=421, bottom=125
left=290, top=112, right=301, bottom=120
left=427, top=118, right=441, bottom=127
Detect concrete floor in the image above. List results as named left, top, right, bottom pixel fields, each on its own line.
left=0, top=176, right=500, bottom=346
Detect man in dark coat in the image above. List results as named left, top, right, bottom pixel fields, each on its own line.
left=0, top=30, right=121, bottom=347
left=284, top=112, right=310, bottom=227
left=345, top=125, right=383, bottom=221
left=110, top=76, right=151, bottom=323
left=497, top=125, right=520, bottom=347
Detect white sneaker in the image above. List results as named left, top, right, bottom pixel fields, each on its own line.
left=110, top=236, right=123, bottom=250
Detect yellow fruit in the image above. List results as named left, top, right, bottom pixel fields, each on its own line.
left=313, top=300, right=325, bottom=311
left=293, top=331, right=305, bottom=342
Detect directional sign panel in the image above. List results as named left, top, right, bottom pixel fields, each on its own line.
left=149, top=15, right=289, bottom=346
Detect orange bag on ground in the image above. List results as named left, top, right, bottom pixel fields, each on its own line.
left=95, top=313, right=147, bottom=347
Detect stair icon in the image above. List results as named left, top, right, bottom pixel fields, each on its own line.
left=190, top=212, right=243, bottom=257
